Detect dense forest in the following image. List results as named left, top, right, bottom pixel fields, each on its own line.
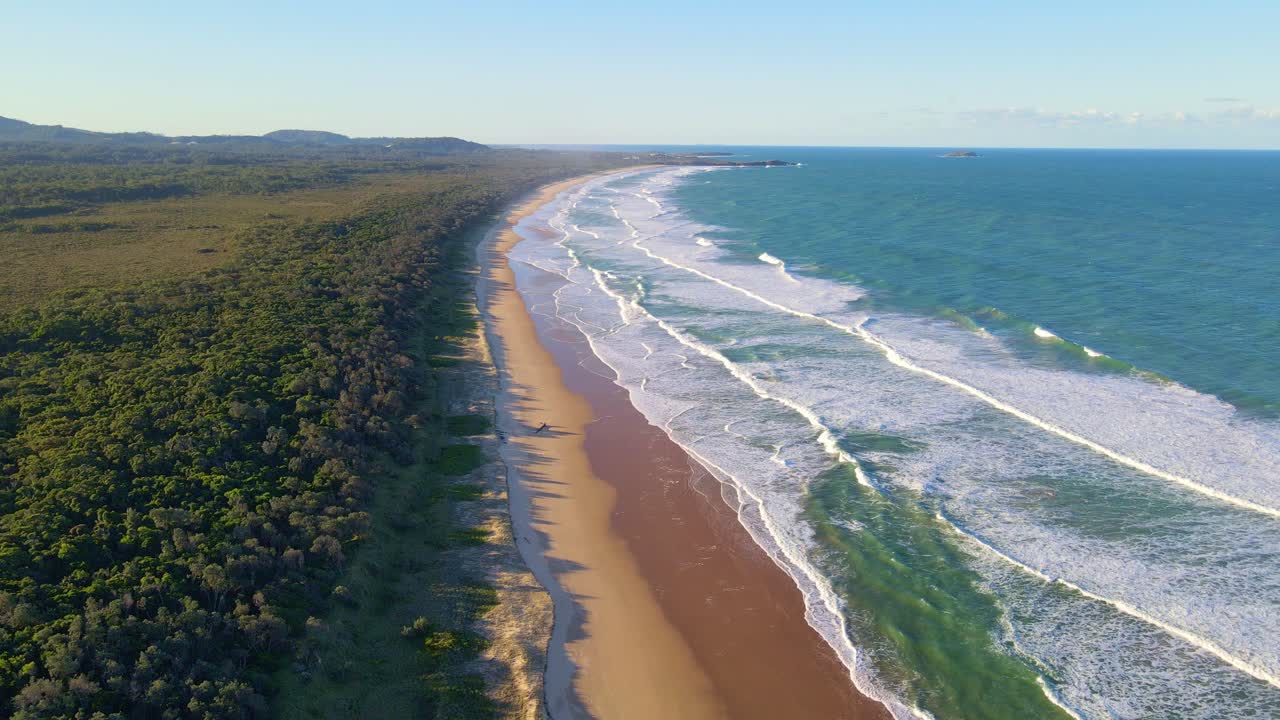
left=0, top=141, right=632, bottom=718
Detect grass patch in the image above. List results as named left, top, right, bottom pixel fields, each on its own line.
left=446, top=414, right=491, bottom=436
left=422, top=627, right=490, bottom=660
left=448, top=527, right=491, bottom=546
left=421, top=674, right=497, bottom=720
left=439, top=444, right=485, bottom=475
left=446, top=484, right=485, bottom=501
left=436, top=582, right=500, bottom=619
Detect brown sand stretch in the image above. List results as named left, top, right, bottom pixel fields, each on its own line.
left=479, top=170, right=892, bottom=720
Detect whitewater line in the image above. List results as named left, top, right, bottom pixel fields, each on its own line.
left=683, top=447, right=930, bottom=720
left=1036, top=678, right=1086, bottom=720
left=620, top=233, right=1280, bottom=520
left=591, top=268, right=876, bottom=489
left=938, top=511, right=1280, bottom=690
left=681, top=448, right=931, bottom=720
left=570, top=223, right=600, bottom=240
left=584, top=267, right=927, bottom=720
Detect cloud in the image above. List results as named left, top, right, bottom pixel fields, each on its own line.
left=958, top=107, right=1144, bottom=127
left=1217, top=106, right=1280, bottom=123
left=1205, top=97, right=1244, bottom=103
left=957, top=105, right=1280, bottom=129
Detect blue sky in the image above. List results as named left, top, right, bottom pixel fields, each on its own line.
left=4, top=1, right=1279, bottom=148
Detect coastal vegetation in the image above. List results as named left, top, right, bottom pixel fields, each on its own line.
left=0, top=138, right=630, bottom=717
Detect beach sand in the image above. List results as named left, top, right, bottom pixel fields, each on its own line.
left=480, top=171, right=891, bottom=720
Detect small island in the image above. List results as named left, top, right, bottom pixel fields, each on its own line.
left=941, top=150, right=979, bottom=158
left=722, top=159, right=797, bottom=167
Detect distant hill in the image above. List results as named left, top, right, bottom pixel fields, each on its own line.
left=262, top=129, right=353, bottom=145
left=367, top=137, right=494, bottom=153
left=0, top=115, right=167, bottom=145
left=0, top=115, right=489, bottom=153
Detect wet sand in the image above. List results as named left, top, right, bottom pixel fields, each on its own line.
left=480, top=170, right=891, bottom=720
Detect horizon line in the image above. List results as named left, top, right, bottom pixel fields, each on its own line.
left=499, top=142, right=1280, bottom=152
left=5, top=114, right=1278, bottom=152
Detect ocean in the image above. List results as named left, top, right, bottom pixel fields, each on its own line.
left=507, top=149, right=1280, bottom=719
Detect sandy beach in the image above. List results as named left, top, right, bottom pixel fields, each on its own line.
left=479, top=170, right=891, bottom=720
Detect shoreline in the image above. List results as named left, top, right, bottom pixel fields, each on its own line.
left=479, top=169, right=891, bottom=719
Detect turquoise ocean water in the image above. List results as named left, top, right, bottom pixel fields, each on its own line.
left=508, top=150, right=1280, bottom=719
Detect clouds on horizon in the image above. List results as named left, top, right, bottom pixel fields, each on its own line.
left=956, top=105, right=1280, bottom=130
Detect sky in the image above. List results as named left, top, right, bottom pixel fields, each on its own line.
left=3, top=0, right=1279, bottom=149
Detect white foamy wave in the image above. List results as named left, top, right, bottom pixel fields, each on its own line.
left=592, top=177, right=868, bottom=319
left=939, top=510, right=1280, bottom=688
left=1034, top=326, right=1059, bottom=339
left=759, top=252, right=800, bottom=283
left=590, top=268, right=876, bottom=490
left=1036, top=677, right=1085, bottom=720
left=978, top=548, right=1280, bottom=718
left=866, top=314, right=1280, bottom=516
